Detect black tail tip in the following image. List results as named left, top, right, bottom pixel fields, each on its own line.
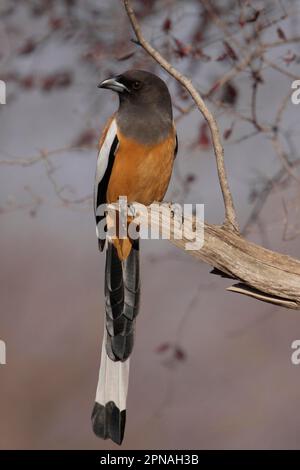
left=92, top=401, right=126, bottom=445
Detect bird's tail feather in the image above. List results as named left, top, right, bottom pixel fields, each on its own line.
left=92, top=239, right=140, bottom=445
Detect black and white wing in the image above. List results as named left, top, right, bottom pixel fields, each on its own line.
left=94, top=118, right=119, bottom=251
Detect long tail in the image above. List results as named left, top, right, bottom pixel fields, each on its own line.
left=92, top=239, right=140, bottom=445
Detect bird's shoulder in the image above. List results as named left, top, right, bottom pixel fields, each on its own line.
left=98, top=113, right=117, bottom=151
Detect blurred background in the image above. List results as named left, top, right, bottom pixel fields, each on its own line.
left=1, top=0, right=300, bottom=450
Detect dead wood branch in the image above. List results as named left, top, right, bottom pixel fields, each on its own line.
left=107, top=202, right=300, bottom=309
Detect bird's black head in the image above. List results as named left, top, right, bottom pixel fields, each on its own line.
left=98, top=69, right=173, bottom=144
left=98, top=69, right=172, bottom=111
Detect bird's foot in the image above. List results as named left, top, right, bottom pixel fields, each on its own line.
left=127, top=203, right=137, bottom=218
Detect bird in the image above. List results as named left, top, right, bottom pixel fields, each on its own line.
left=92, top=70, right=177, bottom=445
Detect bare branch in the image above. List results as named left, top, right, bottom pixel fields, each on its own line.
left=262, top=37, right=300, bottom=49
left=0, top=145, right=95, bottom=167
left=108, top=202, right=300, bottom=310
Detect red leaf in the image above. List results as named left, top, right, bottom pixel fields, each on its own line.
left=223, top=41, right=238, bottom=61
left=282, top=51, right=296, bottom=65
left=198, top=122, right=211, bottom=149
left=156, top=343, right=171, bottom=354
left=173, top=38, right=192, bottom=58
left=19, top=39, right=36, bottom=55
left=174, top=347, right=186, bottom=362
left=20, top=75, right=35, bottom=89
left=40, top=71, right=72, bottom=92
left=49, top=17, right=64, bottom=30
left=73, top=129, right=97, bottom=147
left=221, top=82, right=238, bottom=106
left=162, top=18, right=172, bottom=33
left=193, top=31, right=203, bottom=43
left=207, top=81, right=220, bottom=97
left=193, top=47, right=211, bottom=61
left=239, top=8, right=261, bottom=26
left=216, top=52, right=229, bottom=62
left=246, top=10, right=260, bottom=23
left=185, top=174, right=196, bottom=184
left=277, top=28, right=286, bottom=40
left=224, top=128, right=232, bottom=140
left=40, top=76, right=56, bottom=92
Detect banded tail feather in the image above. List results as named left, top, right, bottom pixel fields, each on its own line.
left=92, top=240, right=140, bottom=445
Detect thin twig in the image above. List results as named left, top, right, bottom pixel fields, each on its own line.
left=123, top=0, right=240, bottom=233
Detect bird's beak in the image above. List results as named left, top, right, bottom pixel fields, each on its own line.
left=98, top=77, right=129, bottom=93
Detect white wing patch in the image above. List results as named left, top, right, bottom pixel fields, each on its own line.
left=95, top=118, right=118, bottom=186
left=94, top=118, right=118, bottom=227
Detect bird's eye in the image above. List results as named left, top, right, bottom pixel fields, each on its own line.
left=132, top=81, right=141, bottom=90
